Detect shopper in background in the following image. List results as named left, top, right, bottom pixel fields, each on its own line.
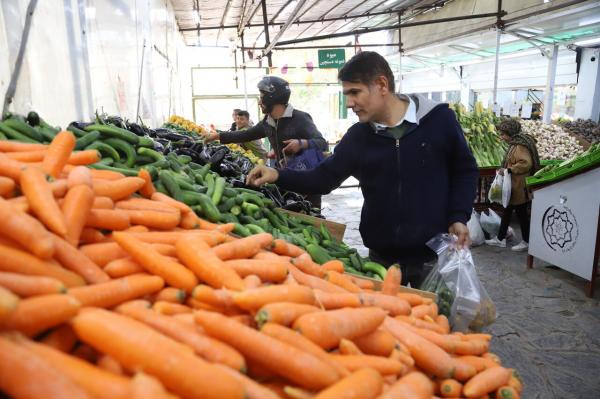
left=485, top=118, right=540, bottom=251
left=233, top=110, right=267, bottom=160
left=205, top=76, right=328, bottom=209
left=246, top=51, right=478, bottom=286
left=229, top=108, right=241, bottom=131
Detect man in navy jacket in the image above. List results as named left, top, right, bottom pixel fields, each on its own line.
left=247, top=51, right=478, bottom=286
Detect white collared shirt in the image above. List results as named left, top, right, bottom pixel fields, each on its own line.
left=373, top=94, right=417, bottom=131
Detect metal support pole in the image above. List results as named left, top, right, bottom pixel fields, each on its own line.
left=136, top=38, right=147, bottom=123
left=492, top=28, right=501, bottom=106
left=260, top=0, right=272, bottom=68
left=398, top=12, right=402, bottom=94
left=543, top=44, right=559, bottom=124
left=241, top=34, right=249, bottom=110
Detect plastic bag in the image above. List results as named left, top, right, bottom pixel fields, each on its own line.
left=467, top=210, right=485, bottom=246
left=501, top=171, right=511, bottom=208
left=420, top=234, right=497, bottom=332
left=488, top=171, right=504, bottom=205
left=480, top=209, right=501, bottom=237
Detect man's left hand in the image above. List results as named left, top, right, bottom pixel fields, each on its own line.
left=282, top=139, right=304, bottom=155
left=449, top=222, right=471, bottom=249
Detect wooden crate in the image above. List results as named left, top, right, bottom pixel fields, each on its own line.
left=348, top=274, right=438, bottom=301
left=276, top=208, right=346, bottom=242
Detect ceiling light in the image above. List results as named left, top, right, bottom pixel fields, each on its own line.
left=574, top=37, right=600, bottom=46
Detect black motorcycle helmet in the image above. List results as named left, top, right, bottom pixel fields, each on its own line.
left=257, top=76, right=291, bottom=113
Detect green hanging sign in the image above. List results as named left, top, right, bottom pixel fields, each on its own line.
left=318, top=49, right=346, bottom=69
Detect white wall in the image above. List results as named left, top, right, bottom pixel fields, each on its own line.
left=0, top=0, right=188, bottom=127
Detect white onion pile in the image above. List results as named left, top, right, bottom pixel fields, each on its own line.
left=520, top=120, right=584, bottom=160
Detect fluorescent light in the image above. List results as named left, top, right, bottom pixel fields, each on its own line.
left=85, top=7, right=96, bottom=20
left=574, top=37, right=600, bottom=46
left=384, top=0, right=396, bottom=6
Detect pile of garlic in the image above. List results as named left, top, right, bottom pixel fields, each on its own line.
left=520, top=120, right=584, bottom=160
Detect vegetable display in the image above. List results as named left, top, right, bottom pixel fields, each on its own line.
left=451, top=103, right=507, bottom=168
left=527, top=142, right=600, bottom=187
left=0, top=132, right=522, bottom=398
left=520, top=120, right=584, bottom=160
left=559, top=118, right=600, bottom=144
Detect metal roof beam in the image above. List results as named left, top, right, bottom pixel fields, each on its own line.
left=216, top=0, right=234, bottom=45
left=238, top=0, right=262, bottom=37
left=504, top=31, right=551, bottom=57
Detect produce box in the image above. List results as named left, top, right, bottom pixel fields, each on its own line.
left=276, top=208, right=346, bottom=241
left=348, top=273, right=437, bottom=301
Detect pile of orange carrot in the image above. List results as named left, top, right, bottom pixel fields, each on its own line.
left=0, top=132, right=522, bottom=399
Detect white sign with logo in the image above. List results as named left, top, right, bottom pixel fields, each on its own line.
left=529, top=167, right=600, bottom=281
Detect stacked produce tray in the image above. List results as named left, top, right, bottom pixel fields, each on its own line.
left=526, top=143, right=600, bottom=187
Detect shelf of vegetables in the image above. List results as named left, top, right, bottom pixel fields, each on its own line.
left=0, top=125, right=522, bottom=398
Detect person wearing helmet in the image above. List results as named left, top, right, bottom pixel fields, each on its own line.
left=205, top=76, right=328, bottom=208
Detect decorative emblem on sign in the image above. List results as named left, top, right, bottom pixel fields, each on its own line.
left=541, top=206, right=579, bottom=252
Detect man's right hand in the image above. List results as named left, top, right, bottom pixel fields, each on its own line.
left=204, top=131, right=220, bottom=142
left=246, top=165, right=279, bottom=187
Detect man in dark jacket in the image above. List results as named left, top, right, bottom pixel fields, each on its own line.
left=206, top=76, right=328, bottom=208
left=246, top=51, right=478, bottom=286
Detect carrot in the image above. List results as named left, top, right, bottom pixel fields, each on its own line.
left=112, top=232, right=197, bottom=292
left=92, top=177, right=145, bottom=200
left=482, top=352, right=502, bottom=364
left=395, top=315, right=447, bottom=334
left=314, top=289, right=362, bottom=309
left=289, top=264, right=347, bottom=293
left=411, top=304, right=434, bottom=319
left=0, top=153, right=25, bottom=180
left=255, top=302, right=321, bottom=328
left=0, top=140, right=47, bottom=152
left=232, top=285, right=316, bottom=311
left=293, top=307, right=386, bottom=350
left=153, top=301, right=193, bottom=315
left=41, top=324, right=77, bottom=353
left=41, top=130, right=76, bottom=177
left=151, top=191, right=193, bottom=214
left=292, top=253, right=325, bottom=277
left=440, top=379, right=463, bottom=398
left=383, top=317, right=456, bottom=379
left=86, top=168, right=125, bottom=180
left=125, top=225, right=150, bottom=233
left=389, top=348, right=415, bottom=367
left=176, top=235, right=245, bottom=291
left=455, top=356, right=500, bottom=373
left=20, top=166, right=68, bottom=235
left=0, top=285, right=19, bottom=322
left=243, top=274, right=262, bottom=289
left=80, top=241, right=129, bottom=266
left=436, top=314, right=451, bottom=334
left=92, top=196, right=115, bottom=209
left=72, top=307, right=245, bottom=399
left=225, top=259, right=289, bottom=282
left=0, top=198, right=55, bottom=258
left=507, top=370, right=523, bottom=393
left=137, top=169, right=156, bottom=198
left=116, top=300, right=246, bottom=371
left=68, top=274, right=164, bottom=308
left=116, top=197, right=180, bottom=214
left=283, top=386, right=314, bottom=399
left=67, top=149, right=100, bottom=165
left=122, top=209, right=181, bottom=230
left=461, top=333, right=493, bottom=342
left=132, top=372, right=175, bottom=399
left=180, top=211, right=199, bottom=229
left=197, top=217, right=219, bottom=230
left=5, top=149, right=46, bottom=161
left=191, top=285, right=241, bottom=314
left=153, top=287, right=186, bottom=303
left=213, top=363, right=282, bottom=399
left=463, top=367, right=511, bottom=397
left=196, top=310, right=340, bottom=390
left=352, top=329, right=397, bottom=357
left=325, top=270, right=361, bottom=293
left=378, top=371, right=434, bottom=399
left=1, top=294, right=81, bottom=336
left=496, top=385, right=520, bottom=399
left=71, top=343, right=99, bottom=363
left=211, top=232, right=273, bottom=260
left=86, top=208, right=131, bottom=231
left=321, top=259, right=345, bottom=273
left=0, top=243, right=85, bottom=287
left=0, top=176, right=15, bottom=197
left=103, top=257, right=144, bottom=278
left=61, top=189, right=95, bottom=247
left=80, top=227, right=106, bottom=244
left=97, top=355, right=126, bottom=375
left=271, top=238, right=306, bottom=257
left=396, top=292, right=425, bottom=306
left=52, top=234, right=110, bottom=283
left=339, top=338, right=363, bottom=355
left=315, top=368, right=383, bottom=399
left=0, top=334, right=93, bottom=399
left=382, top=264, right=401, bottom=295
left=216, top=222, right=235, bottom=234
left=0, top=271, right=66, bottom=297
left=67, top=165, right=93, bottom=188
left=361, top=292, right=411, bottom=316
left=129, top=230, right=228, bottom=246
left=17, top=335, right=133, bottom=399
left=329, top=354, right=406, bottom=375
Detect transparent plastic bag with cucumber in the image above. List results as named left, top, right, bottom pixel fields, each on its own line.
left=420, top=234, right=496, bottom=332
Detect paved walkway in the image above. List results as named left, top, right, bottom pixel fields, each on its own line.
left=322, top=186, right=600, bottom=399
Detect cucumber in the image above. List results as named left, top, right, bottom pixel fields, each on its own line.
left=239, top=192, right=265, bottom=207
left=3, top=117, right=44, bottom=142
left=135, top=155, right=156, bottom=165
left=211, top=177, right=226, bottom=205
left=219, top=213, right=239, bottom=224
left=155, top=180, right=168, bottom=195
left=197, top=193, right=221, bottom=222
left=103, top=138, right=136, bottom=168
left=205, top=173, right=215, bottom=198
left=137, top=136, right=155, bottom=148
left=197, top=163, right=211, bottom=178
left=177, top=155, right=192, bottom=164
left=241, top=202, right=260, bottom=217
left=67, top=124, right=88, bottom=138
left=217, top=197, right=237, bottom=213
left=84, top=123, right=139, bottom=144
left=0, top=122, right=38, bottom=143
left=88, top=163, right=139, bottom=176
left=306, top=243, right=333, bottom=265
left=75, top=131, right=100, bottom=150
left=233, top=223, right=252, bottom=237
left=35, top=126, right=58, bottom=142
left=86, top=142, right=120, bottom=161
left=222, top=187, right=237, bottom=198
left=363, top=261, right=387, bottom=280
left=137, top=147, right=165, bottom=162
left=246, top=224, right=265, bottom=234
left=159, top=170, right=183, bottom=202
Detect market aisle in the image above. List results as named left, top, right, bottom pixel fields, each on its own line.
left=322, top=186, right=600, bottom=399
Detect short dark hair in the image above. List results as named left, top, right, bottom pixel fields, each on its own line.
left=236, top=110, right=250, bottom=119
left=232, top=108, right=241, bottom=113
left=338, top=51, right=395, bottom=93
